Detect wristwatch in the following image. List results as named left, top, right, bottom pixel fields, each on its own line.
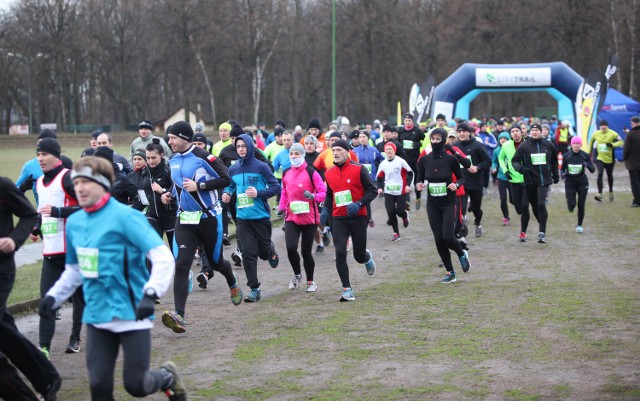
left=199, top=182, right=206, bottom=190
left=144, top=288, right=157, bottom=298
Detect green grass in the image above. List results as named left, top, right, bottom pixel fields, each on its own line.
left=7, top=261, right=42, bottom=305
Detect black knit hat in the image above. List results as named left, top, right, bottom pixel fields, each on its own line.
left=94, top=146, right=114, bottom=163
left=332, top=139, right=350, bottom=151
left=273, top=127, right=285, bottom=136
left=193, top=133, right=208, bottom=144
left=139, top=120, right=153, bottom=130
left=275, top=119, right=286, bottom=128
left=307, top=118, right=322, bottom=130
left=91, top=130, right=103, bottom=139
left=36, top=138, right=61, bottom=158
left=382, top=124, right=393, bottom=132
left=169, top=121, right=194, bottom=142
left=230, top=125, right=244, bottom=138
left=37, top=129, right=57, bottom=140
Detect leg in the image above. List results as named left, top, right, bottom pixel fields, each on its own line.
left=629, top=169, right=640, bottom=204
left=532, top=186, right=549, bottom=233
left=426, top=202, right=454, bottom=272
left=285, top=221, right=302, bottom=276
left=39, top=256, right=65, bottom=350
left=576, top=183, right=589, bottom=226
left=595, top=160, right=605, bottom=195
left=237, top=220, right=260, bottom=289
left=384, top=194, right=399, bottom=234
left=565, top=185, right=578, bottom=213
left=120, top=329, right=168, bottom=397
left=0, top=351, right=40, bottom=401
left=69, top=286, right=85, bottom=346
left=300, top=224, right=317, bottom=281
left=467, top=189, right=484, bottom=226
left=498, top=179, right=510, bottom=219
left=331, top=218, right=351, bottom=288
left=199, top=216, right=235, bottom=286
left=349, top=216, right=369, bottom=264
left=86, top=325, right=119, bottom=401
left=172, top=223, right=199, bottom=317
left=605, top=162, right=615, bottom=193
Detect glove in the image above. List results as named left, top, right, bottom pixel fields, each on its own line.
left=346, top=202, right=361, bottom=217
left=38, top=296, right=56, bottom=318
left=504, top=171, right=512, bottom=180
left=135, top=293, right=157, bottom=321
left=606, top=143, right=613, bottom=148
left=320, top=209, right=329, bottom=226
left=444, top=144, right=454, bottom=153
left=303, top=190, right=315, bottom=200
left=553, top=176, right=559, bottom=184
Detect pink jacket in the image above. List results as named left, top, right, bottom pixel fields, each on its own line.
left=279, top=162, right=327, bottom=226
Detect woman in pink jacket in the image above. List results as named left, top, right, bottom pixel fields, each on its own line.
left=279, top=143, right=327, bottom=292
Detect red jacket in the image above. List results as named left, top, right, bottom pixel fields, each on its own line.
left=325, top=161, right=371, bottom=217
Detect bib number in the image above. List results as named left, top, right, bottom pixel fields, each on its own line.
left=179, top=210, right=202, bottom=224
left=597, top=143, right=609, bottom=153
left=290, top=201, right=310, bottom=214
left=237, top=193, right=255, bottom=209
left=385, top=183, right=402, bottom=193
left=77, top=247, right=99, bottom=278
left=334, top=190, right=353, bottom=207
left=363, top=164, right=372, bottom=173
left=567, top=164, right=583, bottom=175
left=428, top=182, right=448, bottom=197
left=41, top=218, right=58, bottom=237
left=402, top=140, right=414, bottom=150
left=531, top=153, right=546, bottom=165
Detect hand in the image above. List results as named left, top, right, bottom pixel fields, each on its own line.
left=151, top=182, right=163, bottom=193
left=377, top=188, right=383, bottom=196
left=245, top=186, right=258, bottom=198
left=504, top=171, right=512, bottom=180
left=135, top=293, right=157, bottom=320
left=18, top=175, right=35, bottom=192
left=447, top=183, right=457, bottom=191
left=416, top=183, right=425, bottom=191
left=182, top=178, right=198, bottom=192
left=560, top=171, right=566, bottom=180
left=468, top=166, right=479, bottom=174
left=405, top=186, right=411, bottom=193
left=0, top=237, right=16, bottom=253
left=320, top=209, right=329, bottom=226
left=606, top=143, right=613, bottom=148
left=160, top=192, right=172, bottom=205
left=38, top=296, right=56, bottom=318
left=221, top=192, right=231, bottom=203
left=39, top=205, right=53, bottom=217
left=346, top=202, right=361, bottom=217
left=303, top=190, right=315, bottom=200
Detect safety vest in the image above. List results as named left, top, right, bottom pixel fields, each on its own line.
left=36, top=169, right=77, bottom=256
left=558, top=128, right=569, bottom=143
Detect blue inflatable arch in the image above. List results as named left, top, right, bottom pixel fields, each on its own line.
left=431, top=62, right=583, bottom=126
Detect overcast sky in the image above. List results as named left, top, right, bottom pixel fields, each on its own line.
left=0, top=0, right=15, bottom=12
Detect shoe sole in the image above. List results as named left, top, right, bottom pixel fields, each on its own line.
left=65, top=347, right=80, bottom=354
left=441, top=278, right=457, bottom=283
left=160, top=361, right=187, bottom=400
left=197, top=273, right=208, bottom=289
left=244, top=297, right=261, bottom=303
left=340, top=296, right=355, bottom=302
left=162, top=313, right=186, bottom=334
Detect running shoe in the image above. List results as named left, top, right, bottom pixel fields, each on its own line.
left=160, top=361, right=187, bottom=401
left=55, top=308, right=61, bottom=320
left=40, top=346, right=50, bottom=359
left=594, top=194, right=603, bottom=202
left=162, top=311, right=186, bottom=334
left=187, top=270, right=193, bottom=294
left=196, top=270, right=211, bottom=289
left=391, top=233, right=400, bottom=241
left=459, top=237, right=469, bottom=251
left=405, top=201, right=411, bottom=212
left=306, top=281, right=318, bottom=292
left=475, top=225, right=483, bottom=238
left=519, top=232, right=527, bottom=242
left=346, top=237, right=352, bottom=252
left=194, top=250, right=201, bottom=265
left=364, top=250, right=376, bottom=275
left=340, top=287, right=355, bottom=302
left=538, top=232, right=547, bottom=243
left=403, top=212, right=410, bottom=228
left=315, top=244, right=325, bottom=254
left=441, top=272, right=456, bottom=283
left=609, top=193, right=614, bottom=201
left=231, top=249, right=242, bottom=266
left=245, top=288, right=261, bottom=302
left=288, top=274, right=302, bottom=289
left=222, top=234, right=231, bottom=246
left=459, top=250, right=470, bottom=273
left=576, top=225, right=584, bottom=234
left=228, top=273, right=243, bottom=305
left=268, top=243, right=279, bottom=268
left=65, top=337, right=80, bottom=354
left=502, top=217, right=510, bottom=226
left=415, top=198, right=421, bottom=210
left=322, top=228, right=331, bottom=246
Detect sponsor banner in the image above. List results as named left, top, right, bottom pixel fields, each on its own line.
left=9, top=124, right=29, bottom=135
left=476, top=68, right=551, bottom=87
left=578, top=69, right=606, bottom=143
left=41, top=123, right=57, bottom=131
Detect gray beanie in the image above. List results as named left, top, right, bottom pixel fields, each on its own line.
left=304, top=135, right=319, bottom=146
left=290, top=143, right=305, bottom=154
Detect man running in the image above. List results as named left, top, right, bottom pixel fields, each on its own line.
left=587, top=120, right=623, bottom=202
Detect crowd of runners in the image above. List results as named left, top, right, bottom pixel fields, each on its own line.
left=1, top=112, right=639, bottom=400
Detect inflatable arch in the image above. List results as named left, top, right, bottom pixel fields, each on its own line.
left=430, top=62, right=583, bottom=127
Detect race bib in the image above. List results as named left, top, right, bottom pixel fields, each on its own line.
left=77, top=247, right=99, bottom=278
left=41, top=217, right=58, bottom=237
left=179, top=210, right=202, bottom=224
left=230, top=160, right=238, bottom=166
left=237, top=193, right=255, bottom=209
left=334, top=190, right=353, bottom=207
left=428, top=182, right=448, bottom=197
left=290, top=201, right=310, bottom=214
left=402, top=140, right=414, bottom=149
left=531, top=153, right=546, bottom=165
left=567, top=164, right=583, bottom=175
left=363, top=164, right=372, bottom=173
left=385, top=183, right=402, bottom=193
left=597, top=143, right=609, bottom=153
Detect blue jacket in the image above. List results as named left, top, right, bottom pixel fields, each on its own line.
left=169, top=145, right=230, bottom=218
left=272, top=147, right=292, bottom=175
left=16, top=157, right=43, bottom=204
left=66, top=198, right=164, bottom=324
left=225, top=134, right=281, bottom=220
left=353, top=144, right=384, bottom=181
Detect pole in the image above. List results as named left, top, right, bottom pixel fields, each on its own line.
left=27, top=61, right=32, bottom=135
left=331, top=0, right=336, bottom=121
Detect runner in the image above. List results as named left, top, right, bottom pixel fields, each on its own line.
left=376, top=142, right=413, bottom=241
left=31, top=137, right=85, bottom=356
left=221, top=133, right=281, bottom=302
left=279, top=143, right=326, bottom=292
left=320, top=139, right=377, bottom=302
left=561, top=136, right=596, bottom=233
left=211, top=122, right=233, bottom=157
left=144, top=139, right=177, bottom=249
left=131, top=120, right=173, bottom=161
left=397, top=113, right=425, bottom=210
left=498, top=125, right=529, bottom=241
left=39, top=156, right=187, bottom=401
left=623, top=116, right=640, bottom=207
left=416, top=128, right=470, bottom=283
left=587, top=120, right=623, bottom=202
left=491, top=132, right=513, bottom=226
left=512, top=123, right=560, bottom=243
left=0, top=176, right=61, bottom=401
left=161, top=121, right=241, bottom=333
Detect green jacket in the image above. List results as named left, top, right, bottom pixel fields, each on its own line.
left=498, top=140, right=524, bottom=184
left=588, top=129, right=623, bottom=164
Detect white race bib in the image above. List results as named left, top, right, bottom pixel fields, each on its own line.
left=77, top=247, right=99, bottom=278
left=237, top=193, right=255, bottom=209
left=428, top=182, right=447, bottom=197
left=531, top=153, right=547, bottom=165
left=334, top=190, right=353, bottom=207
left=290, top=201, right=310, bottom=214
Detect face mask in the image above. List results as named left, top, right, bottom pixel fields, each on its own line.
left=290, top=156, right=304, bottom=167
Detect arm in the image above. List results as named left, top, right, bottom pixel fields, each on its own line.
left=201, top=155, right=231, bottom=190
left=46, top=262, right=83, bottom=308
left=311, top=171, right=327, bottom=203
left=474, top=145, right=492, bottom=171
left=512, top=146, right=526, bottom=173
left=451, top=146, right=471, bottom=168
left=0, top=178, right=38, bottom=252
left=50, top=171, right=82, bottom=218
left=256, top=166, right=281, bottom=199
left=143, top=245, right=175, bottom=298
left=278, top=175, right=289, bottom=211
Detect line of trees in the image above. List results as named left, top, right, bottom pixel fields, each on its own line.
left=0, top=0, right=637, bottom=133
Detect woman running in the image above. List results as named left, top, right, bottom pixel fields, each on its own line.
left=561, top=136, right=595, bottom=233
left=376, top=142, right=413, bottom=241
left=145, top=139, right=177, bottom=248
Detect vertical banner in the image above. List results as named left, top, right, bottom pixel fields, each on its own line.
left=397, top=101, right=402, bottom=126
left=577, top=70, right=606, bottom=144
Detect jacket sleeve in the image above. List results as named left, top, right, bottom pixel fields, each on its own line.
left=257, top=165, right=281, bottom=199
left=474, top=144, right=492, bottom=171
left=201, top=155, right=231, bottom=190
left=311, top=171, right=327, bottom=203
left=51, top=171, right=82, bottom=218
left=0, top=177, right=38, bottom=251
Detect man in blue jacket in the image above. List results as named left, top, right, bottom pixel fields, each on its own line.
left=222, top=133, right=281, bottom=302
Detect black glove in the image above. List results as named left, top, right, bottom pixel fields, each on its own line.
left=606, top=142, right=613, bottom=148
left=504, top=171, right=512, bottom=180
left=444, top=144, right=454, bottom=153
left=346, top=202, right=361, bottom=217
left=560, top=171, right=566, bottom=179
left=135, top=292, right=157, bottom=321
left=553, top=176, right=559, bottom=184
left=38, top=296, right=56, bottom=318
left=320, top=209, right=329, bottom=226
left=303, top=190, right=315, bottom=200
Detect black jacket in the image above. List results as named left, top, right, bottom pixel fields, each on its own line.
left=512, top=137, right=559, bottom=187
left=453, top=138, right=492, bottom=192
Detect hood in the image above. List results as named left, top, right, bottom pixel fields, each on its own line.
left=498, top=132, right=510, bottom=142
left=237, top=133, right=256, bottom=165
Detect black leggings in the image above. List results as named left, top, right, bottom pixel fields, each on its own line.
left=565, top=181, right=589, bottom=226
left=498, top=179, right=511, bottom=219
left=510, top=182, right=530, bottom=233
left=147, top=214, right=176, bottom=253
left=384, top=193, right=408, bottom=234
left=86, top=325, right=170, bottom=401
left=173, top=216, right=234, bottom=317
left=466, top=189, right=484, bottom=226
left=236, top=219, right=274, bottom=289
left=39, top=255, right=84, bottom=349
left=331, top=216, right=370, bottom=288
left=284, top=222, right=317, bottom=281
left=525, top=185, right=550, bottom=233
left=426, top=201, right=463, bottom=272
left=595, top=160, right=615, bottom=193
